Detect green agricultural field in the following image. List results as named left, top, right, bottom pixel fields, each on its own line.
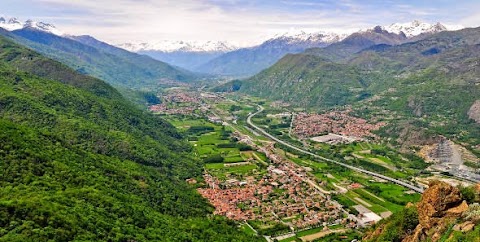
left=197, top=145, right=217, bottom=155
left=279, top=236, right=297, bottom=242
left=365, top=182, right=421, bottom=206
left=163, top=116, right=214, bottom=131
left=241, top=151, right=270, bottom=166
left=248, top=220, right=290, bottom=236
left=332, top=183, right=416, bottom=214
left=279, top=226, right=357, bottom=242
left=167, top=116, right=248, bottom=166
left=254, top=152, right=268, bottom=162
left=224, top=155, right=245, bottom=163
left=295, top=227, right=324, bottom=237
left=240, top=223, right=257, bottom=236
left=313, top=230, right=362, bottom=242
left=354, top=189, right=403, bottom=213
left=205, top=163, right=258, bottom=179
left=205, top=163, right=225, bottom=169
left=224, top=164, right=257, bottom=173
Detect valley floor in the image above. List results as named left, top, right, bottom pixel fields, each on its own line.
left=150, top=88, right=478, bottom=241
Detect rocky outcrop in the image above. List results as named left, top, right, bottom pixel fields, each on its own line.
left=468, top=100, right=480, bottom=124
left=417, top=181, right=463, bottom=227
left=364, top=181, right=479, bottom=242
left=407, top=96, right=423, bottom=117
left=453, top=221, right=475, bottom=232
left=403, top=181, right=469, bottom=242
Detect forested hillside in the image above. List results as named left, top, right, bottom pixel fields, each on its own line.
left=240, top=53, right=371, bottom=108
left=241, top=27, right=480, bottom=108
left=0, top=36, right=262, bottom=241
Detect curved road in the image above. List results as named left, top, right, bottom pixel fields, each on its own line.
left=247, top=106, right=425, bottom=194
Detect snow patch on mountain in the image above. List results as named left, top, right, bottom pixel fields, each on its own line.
left=0, top=16, right=63, bottom=35
left=383, top=20, right=448, bottom=37
left=359, top=20, right=459, bottom=38
left=270, top=30, right=349, bottom=44
left=0, top=17, right=23, bottom=31
left=117, top=40, right=238, bottom=53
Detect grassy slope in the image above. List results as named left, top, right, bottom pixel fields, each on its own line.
left=0, top=36, right=262, bottom=241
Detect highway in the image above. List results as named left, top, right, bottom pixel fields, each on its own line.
left=247, top=106, right=425, bottom=194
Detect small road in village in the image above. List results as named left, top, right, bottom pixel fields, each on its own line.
left=247, top=106, right=425, bottom=194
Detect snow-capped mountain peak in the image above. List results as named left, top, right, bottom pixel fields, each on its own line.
left=0, top=17, right=23, bottom=31
left=117, top=40, right=239, bottom=53
left=0, top=16, right=63, bottom=35
left=383, top=20, right=447, bottom=37
left=269, top=30, right=349, bottom=44
left=8, top=17, right=21, bottom=25
left=24, top=19, right=64, bottom=36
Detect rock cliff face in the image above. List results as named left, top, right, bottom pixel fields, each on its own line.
left=468, top=100, right=480, bottom=124
left=404, top=181, right=468, bottom=242
left=364, top=181, right=479, bottom=242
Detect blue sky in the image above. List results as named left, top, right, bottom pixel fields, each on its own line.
left=1, top=0, right=479, bottom=45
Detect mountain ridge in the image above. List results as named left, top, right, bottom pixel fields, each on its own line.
left=0, top=27, right=197, bottom=89
left=368, top=20, right=450, bottom=38
left=239, top=26, right=480, bottom=107
left=117, top=40, right=238, bottom=53
left=0, top=16, right=62, bottom=35
left=195, top=20, right=457, bottom=76
left=115, top=40, right=239, bottom=70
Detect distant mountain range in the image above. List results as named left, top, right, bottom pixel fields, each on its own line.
left=118, top=40, right=238, bottom=53
left=0, top=16, right=197, bottom=90
left=0, top=17, right=63, bottom=35
left=0, top=16, right=465, bottom=83
left=117, top=40, right=238, bottom=70
left=193, top=30, right=346, bottom=77
left=196, top=21, right=456, bottom=77
left=117, top=30, right=347, bottom=76
left=117, top=20, right=457, bottom=77
left=0, top=16, right=461, bottom=79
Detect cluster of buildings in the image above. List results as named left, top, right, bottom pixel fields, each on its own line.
left=292, top=110, right=385, bottom=139
left=148, top=91, right=230, bottom=117
left=197, top=139, right=354, bottom=230
left=149, top=103, right=197, bottom=115
left=148, top=91, right=202, bottom=115
left=200, top=92, right=224, bottom=102
left=310, top=133, right=359, bottom=145
left=197, top=174, right=262, bottom=221
left=163, top=91, right=201, bottom=104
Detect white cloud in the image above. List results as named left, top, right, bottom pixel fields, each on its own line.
left=3, top=0, right=479, bottom=45
left=460, top=12, right=480, bottom=28
left=27, top=0, right=375, bottom=45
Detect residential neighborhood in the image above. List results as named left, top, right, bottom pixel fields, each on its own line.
left=293, top=110, right=385, bottom=139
